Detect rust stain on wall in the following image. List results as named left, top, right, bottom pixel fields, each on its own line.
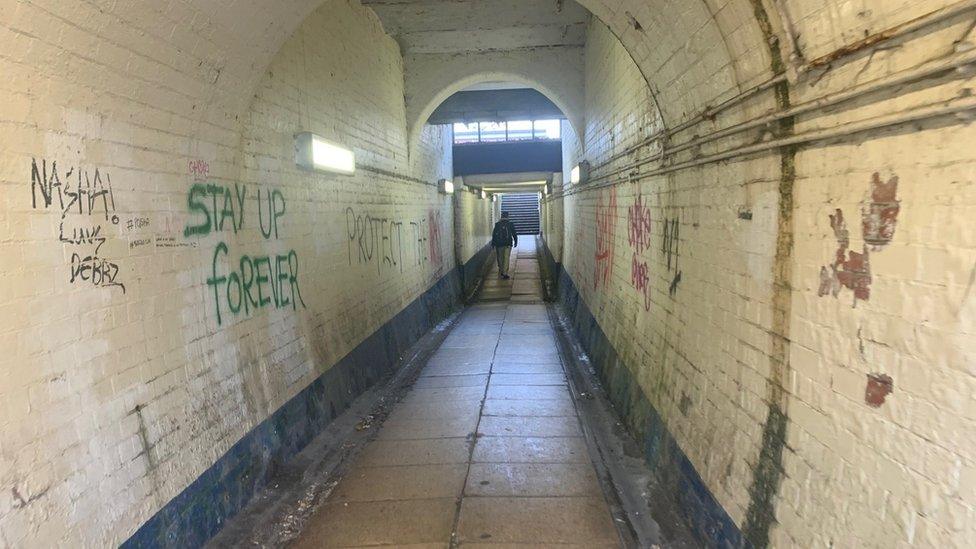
left=865, top=373, right=894, bottom=407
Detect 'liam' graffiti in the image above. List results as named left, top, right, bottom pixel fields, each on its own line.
left=30, top=158, right=126, bottom=293
left=183, top=181, right=306, bottom=325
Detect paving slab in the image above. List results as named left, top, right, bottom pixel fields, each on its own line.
left=486, top=385, right=571, bottom=401
left=482, top=398, right=577, bottom=417
left=356, top=438, right=471, bottom=467
left=293, top=498, right=457, bottom=547
left=331, top=464, right=468, bottom=502
left=477, top=415, right=582, bottom=438
left=472, top=436, right=590, bottom=464
left=464, top=463, right=604, bottom=497
left=490, top=363, right=564, bottom=375
left=489, top=373, right=566, bottom=386
left=412, top=374, right=489, bottom=389
left=456, top=497, right=619, bottom=544
left=293, top=240, right=622, bottom=547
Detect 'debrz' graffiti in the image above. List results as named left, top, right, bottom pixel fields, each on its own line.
left=183, top=181, right=306, bottom=325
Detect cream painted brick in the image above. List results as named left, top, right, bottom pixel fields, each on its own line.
left=4, top=0, right=976, bottom=546
left=543, top=1, right=976, bottom=547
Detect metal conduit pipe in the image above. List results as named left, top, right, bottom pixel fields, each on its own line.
left=589, top=0, right=976, bottom=170
left=660, top=47, right=976, bottom=159
left=604, top=74, right=789, bottom=164
left=549, top=96, right=976, bottom=199
left=587, top=48, right=976, bottom=186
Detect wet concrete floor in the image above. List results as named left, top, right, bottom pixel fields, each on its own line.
left=293, top=241, right=624, bottom=547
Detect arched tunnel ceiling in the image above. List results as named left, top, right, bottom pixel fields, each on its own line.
left=361, top=0, right=590, bottom=54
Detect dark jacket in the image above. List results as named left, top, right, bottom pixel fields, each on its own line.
left=492, top=219, right=518, bottom=247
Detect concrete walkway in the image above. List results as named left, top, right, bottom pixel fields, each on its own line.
left=293, top=240, right=622, bottom=547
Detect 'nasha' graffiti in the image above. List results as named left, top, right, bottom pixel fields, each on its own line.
left=627, top=192, right=652, bottom=254
left=30, top=158, right=126, bottom=293
left=818, top=173, right=900, bottom=306
left=594, top=187, right=617, bottom=291
left=183, top=180, right=306, bottom=325
left=628, top=191, right=653, bottom=310
left=344, top=207, right=445, bottom=276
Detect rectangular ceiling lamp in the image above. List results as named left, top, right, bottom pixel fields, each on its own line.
left=439, top=179, right=454, bottom=194
left=295, top=132, right=355, bottom=175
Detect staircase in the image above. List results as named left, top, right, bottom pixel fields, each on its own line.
left=500, top=193, right=541, bottom=235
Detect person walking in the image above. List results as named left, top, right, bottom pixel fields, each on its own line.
left=492, top=211, right=518, bottom=279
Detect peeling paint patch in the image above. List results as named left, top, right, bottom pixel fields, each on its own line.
left=865, top=373, right=894, bottom=407
left=818, top=173, right=900, bottom=306
left=862, top=173, right=900, bottom=248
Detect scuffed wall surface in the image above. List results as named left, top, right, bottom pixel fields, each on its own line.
left=553, top=21, right=776, bottom=535
left=546, top=9, right=976, bottom=548
left=453, top=183, right=495, bottom=265
left=0, top=1, right=453, bottom=545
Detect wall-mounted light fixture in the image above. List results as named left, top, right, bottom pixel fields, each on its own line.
left=438, top=179, right=454, bottom=194
left=492, top=194, right=498, bottom=203
left=570, top=160, right=590, bottom=185
left=480, top=189, right=487, bottom=200
left=295, top=132, right=356, bottom=175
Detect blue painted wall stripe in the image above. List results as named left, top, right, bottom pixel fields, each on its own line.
left=123, top=260, right=473, bottom=548
left=541, top=240, right=747, bottom=549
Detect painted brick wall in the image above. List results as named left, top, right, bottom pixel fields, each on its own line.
left=546, top=8, right=976, bottom=548
left=0, top=1, right=475, bottom=546
left=454, top=181, right=495, bottom=265
left=2, top=0, right=975, bottom=546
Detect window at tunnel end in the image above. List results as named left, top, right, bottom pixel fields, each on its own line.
left=452, top=119, right=562, bottom=145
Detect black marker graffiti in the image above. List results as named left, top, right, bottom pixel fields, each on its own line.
left=345, top=207, right=440, bottom=276
left=31, top=158, right=126, bottom=293
left=662, top=217, right=681, bottom=296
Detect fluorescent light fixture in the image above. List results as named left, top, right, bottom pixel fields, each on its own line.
left=570, top=161, right=590, bottom=185
left=295, top=132, right=355, bottom=175
left=439, top=179, right=454, bottom=194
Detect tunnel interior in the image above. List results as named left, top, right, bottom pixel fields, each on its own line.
left=1, top=0, right=975, bottom=547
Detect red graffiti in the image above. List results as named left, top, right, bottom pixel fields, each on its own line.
left=862, top=173, right=900, bottom=248
left=818, top=173, right=900, bottom=305
left=427, top=210, right=443, bottom=267
left=631, top=254, right=651, bottom=311
left=628, top=193, right=652, bottom=254
left=594, top=187, right=617, bottom=290
left=865, top=373, right=894, bottom=407
left=188, top=159, right=209, bottom=181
